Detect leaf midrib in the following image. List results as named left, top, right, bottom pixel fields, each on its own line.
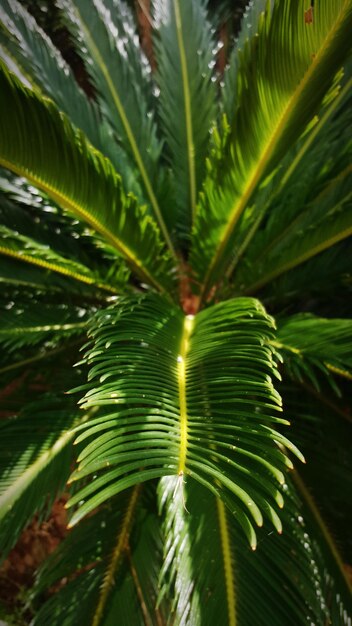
left=75, top=5, right=176, bottom=259
left=200, top=3, right=349, bottom=303
left=173, top=0, right=197, bottom=222
left=0, top=156, right=165, bottom=294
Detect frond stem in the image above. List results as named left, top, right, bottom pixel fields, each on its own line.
left=177, top=313, right=195, bottom=475
left=91, top=484, right=142, bottom=626
left=216, top=498, right=237, bottom=626
left=173, top=0, right=197, bottom=222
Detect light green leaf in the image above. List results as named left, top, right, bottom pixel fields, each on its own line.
left=191, top=0, right=352, bottom=303
left=0, top=62, right=176, bottom=295
left=153, top=0, right=216, bottom=236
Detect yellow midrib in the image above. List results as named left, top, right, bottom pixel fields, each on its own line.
left=200, top=3, right=349, bottom=302
left=173, top=0, right=197, bottom=222
left=177, top=314, right=195, bottom=475
left=91, top=485, right=141, bottom=626
left=0, top=322, right=87, bottom=334
left=77, top=10, right=176, bottom=259
left=0, top=243, right=117, bottom=293
left=246, top=221, right=352, bottom=294
left=217, top=498, right=236, bottom=626
left=0, top=428, right=75, bottom=518
left=0, top=157, right=164, bottom=293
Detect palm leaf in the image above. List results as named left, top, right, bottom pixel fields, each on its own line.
left=0, top=395, right=82, bottom=559
left=0, top=0, right=105, bottom=153
left=56, top=0, right=175, bottom=257
left=66, top=293, right=302, bottom=546
left=191, top=0, right=352, bottom=303
left=157, top=476, right=348, bottom=625
left=243, top=167, right=352, bottom=294
left=274, top=314, right=352, bottom=387
left=222, top=0, right=271, bottom=123
left=0, top=62, right=176, bottom=295
left=0, top=297, right=89, bottom=359
left=282, top=382, right=352, bottom=562
left=32, top=487, right=168, bottom=626
left=153, top=0, right=216, bottom=237
left=257, top=239, right=352, bottom=313
left=227, top=70, right=352, bottom=283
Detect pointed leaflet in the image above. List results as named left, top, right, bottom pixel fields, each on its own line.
left=0, top=396, right=81, bottom=559
left=0, top=62, right=175, bottom=294
left=191, top=0, right=352, bottom=303
left=227, top=71, right=352, bottom=283
left=33, top=490, right=168, bottom=626
left=0, top=172, right=130, bottom=294
left=243, top=167, right=352, bottom=294
left=274, top=314, right=352, bottom=384
left=66, top=293, right=302, bottom=544
left=222, top=0, right=272, bottom=123
left=153, top=0, right=216, bottom=236
left=158, top=478, right=334, bottom=626
left=57, top=0, right=175, bottom=255
left=0, top=0, right=138, bottom=185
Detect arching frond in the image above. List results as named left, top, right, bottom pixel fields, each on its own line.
left=0, top=396, right=82, bottom=560
left=32, top=488, right=168, bottom=626
left=274, top=314, right=352, bottom=388
left=244, top=167, right=352, bottom=295
left=56, top=0, right=175, bottom=256
left=153, top=0, right=216, bottom=237
left=0, top=0, right=104, bottom=151
left=222, top=0, right=271, bottom=123
left=157, top=477, right=351, bottom=626
left=191, top=0, right=352, bottom=303
left=0, top=62, right=176, bottom=295
left=66, top=293, right=302, bottom=546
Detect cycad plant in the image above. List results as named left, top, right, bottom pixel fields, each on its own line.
left=0, top=0, right=351, bottom=624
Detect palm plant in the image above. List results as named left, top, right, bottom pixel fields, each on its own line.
left=0, top=0, right=351, bottom=623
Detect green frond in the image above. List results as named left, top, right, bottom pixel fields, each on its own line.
left=56, top=0, right=175, bottom=257
left=0, top=396, right=82, bottom=559
left=282, top=383, right=352, bottom=562
left=222, top=0, right=271, bottom=123
left=244, top=167, right=352, bottom=294
left=157, top=477, right=346, bottom=626
left=0, top=297, right=89, bottom=360
left=274, top=314, right=352, bottom=389
left=0, top=171, right=131, bottom=294
left=227, top=69, right=352, bottom=283
left=32, top=488, right=168, bottom=626
left=191, top=0, right=352, bottom=303
left=0, top=0, right=107, bottom=154
left=257, top=239, right=352, bottom=313
left=0, top=62, right=176, bottom=295
left=153, top=0, right=216, bottom=237
left=65, top=293, right=301, bottom=546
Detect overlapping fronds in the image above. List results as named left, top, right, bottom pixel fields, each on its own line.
left=56, top=0, right=175, bottom=254
left=65, top=293, right=302, bottom=544
left=157, top=477, right=351, bottom=626
left=243, top=167, right=352, bottom=295
left=274, top=314, right=352, bottom=387
left=227, top=71, right=352, bottom=286
left=32, top=488, right=168, bottom=626
left=0, top=395, right=81, bottom=559
left=282, top=383, right=352, bottom=562
left=153, top=0, right=216, bottom=236
left=0, top=62, right=176, bottom=294
left=222, top=0, right=271, bottom=123
left=0, top=297, right=89, bottom=358
left=0, top=0, right=105, bottom=152
left=191, top=0, right=352, bottom=302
